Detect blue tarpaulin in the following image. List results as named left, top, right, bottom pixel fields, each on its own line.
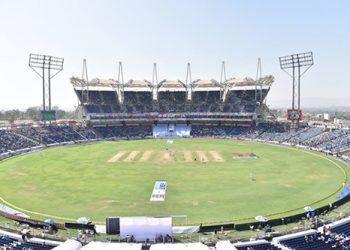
left=337, top=185, right=350, bottom=200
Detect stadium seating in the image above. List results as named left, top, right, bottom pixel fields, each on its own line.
left=274, top=229, right=350, bottom=250
left=2, top=126, right=97, bottom=148
left=95, top=125, right=152, bottom=139
left=73, top=126, right=98, bottom=140
left=223, top=90, right=259, bottom=113
left=1, top=124, right=350, bottom=162
left=326, top=218, right=350, bottom=236
left=191, top=91, right=221, bottom=112
left=303, top=129, right=347, bottom=148
left=256, top=123, right=292, bottom=142
left=0, top=234, right=56, bottom=250
left=85, top=104, right=101, bottom=113
left=124, top=92, right=153, bottom=113
left=73, top=88, right=264, bottom=114
left=287, top=127, right=325, bottom=145
left=100, top=91, right=119, bottom=105
left=234, top=242, right=281, bottom=250
left=0, top=130, right=37, bottom=154
left=158, top=92, right=187, bottom=112
left=75, top=89, right=124, bottom=113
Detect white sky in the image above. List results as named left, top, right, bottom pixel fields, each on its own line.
left=0, top=0, right=349, bottom=110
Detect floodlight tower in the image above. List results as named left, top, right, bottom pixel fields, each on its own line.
left=29, top=54, right=64, bottom=112
left=279, top=52, right=314, bottom=126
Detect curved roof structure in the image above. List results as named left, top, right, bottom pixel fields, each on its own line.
left=225, top=75, right=274, bottom=87
left=124, top=80, right=153, bottom=88
left=70, top=77, right=119, bottom=88
left=191, top=79, right=221, bottom=88
left=158, top=80, right=186, bottom=89
left=71, top=75, right=274, bottom=89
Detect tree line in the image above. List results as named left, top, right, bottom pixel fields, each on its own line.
left=0, top=107, right=79, bottom=123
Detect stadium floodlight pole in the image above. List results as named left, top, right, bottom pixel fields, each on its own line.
left=279, top=52, right=314, bottom=110
left=29, top=54, right=64, bottom=111
left=279, top=52, right=314, bottom=125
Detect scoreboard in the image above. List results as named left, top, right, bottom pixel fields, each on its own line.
left=41, top=110, right=56, bottom=121
left=287, top=109, right=302, bottom=122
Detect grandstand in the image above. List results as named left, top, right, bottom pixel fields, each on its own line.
left=70, top=75, right=274, bottom=130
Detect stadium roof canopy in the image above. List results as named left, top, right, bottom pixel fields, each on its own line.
left=124, top=80, right=153, bottom=88
left=158, top=80, right=186, bottom=89
left=191, top=79, right=221, bottom=88
left=70, top=77, right=120, bottom=87
left=71, top=75, right=274, bottom=89
left=225, top=75, right=274, bottom=87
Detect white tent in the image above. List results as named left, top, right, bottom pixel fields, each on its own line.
left=80, top=242, right=142, bottom=250
left=150, top=242, right=210, bottom=250
left=52, top=239, right=82, bottom=250
left=76, top=217, right=91, bottom=224
left=216, top=241, right=236, bottom=250
left=120, top=217, right=172, bottom=242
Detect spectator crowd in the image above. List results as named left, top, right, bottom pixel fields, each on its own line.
left=0, top=124, right=349, bottom=160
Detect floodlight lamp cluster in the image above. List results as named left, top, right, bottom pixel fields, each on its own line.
left=29, top=54, right=64, bottom=71
left=279, top=52, right=313, bottom=70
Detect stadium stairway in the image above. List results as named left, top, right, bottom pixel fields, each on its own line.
left=72, top=128, right=89, bottom=140
left=89, top=126, right=104, bottom=139
left=11, top=131, right=41, bottom=145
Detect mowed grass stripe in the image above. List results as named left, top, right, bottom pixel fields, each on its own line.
left=139, top=151, right=153, bottom=162
left=108, top=151, right=128, bottom=162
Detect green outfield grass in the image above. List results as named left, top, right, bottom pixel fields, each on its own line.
left=0, top=138, right=349, bottom=225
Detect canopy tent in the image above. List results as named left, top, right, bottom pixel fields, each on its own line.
left=52, top=239, right=82, bottom=250
left=120, top=216, right=172, bottom=242
left=44, top=219, right=56, bottom=224
left=150, top=242, right=210, bottom=250
left=80, top=242, right=142, bottom=250
left=76, top=217, right=91, bottom=224
left=255, top=215, right=268, bottom=222
left=304, top=206, right=314, bottom=212
left=216, top=241, right=236, bottom=250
